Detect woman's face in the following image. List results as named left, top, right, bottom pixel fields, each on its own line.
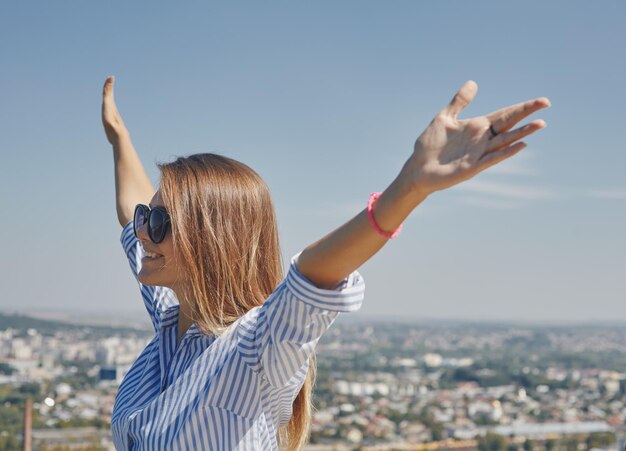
left=136, top=190, right=181, bottom=289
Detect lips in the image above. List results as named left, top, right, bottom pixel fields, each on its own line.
left=141, top=247, right=163, bottom=259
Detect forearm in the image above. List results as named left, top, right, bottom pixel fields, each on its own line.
left=296, top=78, right=550, bottom=289
left=112, top=131, right=155, bottom=227
left=296, top=170, right=428, bottom=289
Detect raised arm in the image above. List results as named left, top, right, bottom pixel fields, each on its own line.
left=297, top=80, right=551, bottom=289
left=102, top=76, right=155, bottom=227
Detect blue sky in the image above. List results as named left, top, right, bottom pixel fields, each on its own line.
left=1, top=1, right=625, bottom=323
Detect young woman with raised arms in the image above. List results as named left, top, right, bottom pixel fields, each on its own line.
left=101, top=76, right=549, bottom=450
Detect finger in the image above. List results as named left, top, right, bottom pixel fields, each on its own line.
left=102, top=75, right=115, bottom=100
left=486, top=119, right=546, bottom=153
left=477, top=141, right=527, bottom=172
left=487, top=97, right=550, bottom=134
left=102, top=76, right=120, bottom=119
left=443, top=80, right=478, bottom=119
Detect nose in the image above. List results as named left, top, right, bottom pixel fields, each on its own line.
left=135, top=220, right=150, bottom=243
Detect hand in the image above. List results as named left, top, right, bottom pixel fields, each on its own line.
left=101, top=75, right=129, bottom=145
left=402, top=80, right=551, bottom=196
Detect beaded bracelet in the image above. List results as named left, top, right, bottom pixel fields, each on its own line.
left=367, top=192, right=403, bottom=239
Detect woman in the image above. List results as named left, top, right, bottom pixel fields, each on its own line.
left=101, top=75, right=549, bottom=450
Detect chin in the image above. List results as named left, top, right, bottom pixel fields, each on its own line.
left=138, top=271, right=169, bottom=288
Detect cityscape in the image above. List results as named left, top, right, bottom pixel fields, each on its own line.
left=1, top=312, right=625, bottom=450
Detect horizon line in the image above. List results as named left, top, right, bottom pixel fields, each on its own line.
left=2, top=307, right=626, bottom=328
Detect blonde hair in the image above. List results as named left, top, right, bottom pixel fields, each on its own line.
left=158, top=153, right=314, bottom=450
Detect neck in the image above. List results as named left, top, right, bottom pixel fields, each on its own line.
left=172, top=286, right=195, bottom=338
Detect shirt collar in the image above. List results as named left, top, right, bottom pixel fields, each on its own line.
left=159, top=305, right=203, bottom=336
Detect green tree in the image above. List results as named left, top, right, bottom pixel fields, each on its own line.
left=18, top=382, right=40, bottom=397
left=417, top=411, right=444, bottom=441
left=0, top=362, right=15, bottom=375
left=478, top=432, right=507, bottom=451
left=586, top=432, right=616, bottom=449
left=562, top=436, right=578, bottom=451
left=0, top=433, right=21, bottom=451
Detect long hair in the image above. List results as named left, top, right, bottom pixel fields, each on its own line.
left=158, top=153, right=314, bottom=450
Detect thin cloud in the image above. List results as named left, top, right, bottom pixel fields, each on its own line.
left=486, top=151, right=538, bottom=176
left=589, top=189, right=626, bottom=200
left=451, top=150, right=560, bottom=208
left=457, top=179, right=560, bottom=201
left=458, top=196, right=522, bottom=210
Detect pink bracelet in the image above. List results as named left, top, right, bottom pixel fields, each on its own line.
left=367, top=192, right=403, bottom=239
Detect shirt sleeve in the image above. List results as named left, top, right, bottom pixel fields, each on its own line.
left=120, top=220, right=179, bottom=333
left=237, top=252, right=365, bottom=389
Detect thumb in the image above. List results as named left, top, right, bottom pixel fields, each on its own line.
left=443, top=80, right=478, bottom=119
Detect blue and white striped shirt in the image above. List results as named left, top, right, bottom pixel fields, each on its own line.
left=111, top=221, right=365, bottom=450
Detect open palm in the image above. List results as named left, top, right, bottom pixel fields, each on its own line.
left=101, top=75, right=128, bottom=145
left=405, top=80, right=550, bottom=195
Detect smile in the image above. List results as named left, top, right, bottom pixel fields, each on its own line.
left=144, top=251, right=163, bottom=259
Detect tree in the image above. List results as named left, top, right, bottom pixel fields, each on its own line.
left=18, top=382, right=40, bottom=397
left=478, top=432, right=507, bottom=451
left=0, top=363, right=15, bottom=375
left=586, top=432, right=616, bottom=449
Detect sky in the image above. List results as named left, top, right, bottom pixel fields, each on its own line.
left=1, top=1, right=625, bottom=324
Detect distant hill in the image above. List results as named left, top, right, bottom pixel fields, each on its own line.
left=0, top=312, right=149, bottom=336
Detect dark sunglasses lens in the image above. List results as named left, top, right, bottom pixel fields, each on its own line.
left=149, top=208, right=168, bottom=243
left=133, top=205, right=148, bottom=236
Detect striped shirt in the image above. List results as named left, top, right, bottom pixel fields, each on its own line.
left=111, top=221, right=365, bottom=450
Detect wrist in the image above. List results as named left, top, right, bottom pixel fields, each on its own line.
left=111, top=129, right=131, bottom=149
left=370, top=174, right=428, bottom=237
left=395, top=159, right=432, bottom=203
left=367, top=192, right=403, bottom=239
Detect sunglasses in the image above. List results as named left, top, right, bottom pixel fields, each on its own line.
left=133, top=204, right=171, bottom=244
